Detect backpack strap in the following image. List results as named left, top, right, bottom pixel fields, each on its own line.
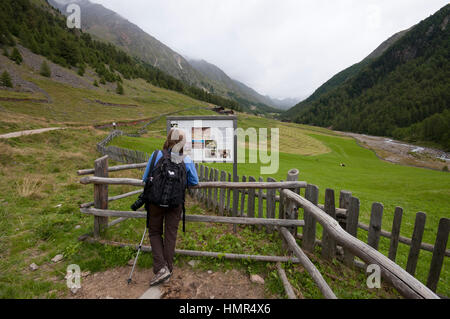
left=145, top=150, right=159, bottom=228
left=148, top=150, right=160, bottom=181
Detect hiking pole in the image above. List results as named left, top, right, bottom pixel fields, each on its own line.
left=127, top=227, right=147, bottom=285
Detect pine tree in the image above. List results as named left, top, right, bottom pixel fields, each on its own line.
left=116, top=81, right=124, bottom=95
left=1, top=71, right=13, bottom=88
left=40, top=60, right=51, bottom=77
left=10, top=47, right=22, bottom=65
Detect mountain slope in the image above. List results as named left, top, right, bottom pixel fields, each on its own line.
left=48, top=0, right=279, bottom=112
left=286, top=4, right=450, bottom=149
left=285, top=28, right=410, bottom=117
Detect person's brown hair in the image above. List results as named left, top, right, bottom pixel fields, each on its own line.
left=163, top=128, right=186, bottom=155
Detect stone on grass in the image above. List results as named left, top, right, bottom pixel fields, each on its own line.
left=29, top=263, right=39, bottom=271
left=75, top=225, right=81, bottom=230
left=250, top=274, right=265, bottom=285
left=51, top=254, right=64, bottom=263
left=128, top=259, right=135, bottom=266
left=81, top=271, right=91, bottom=278
left=188, top=260, right=200, bottom=268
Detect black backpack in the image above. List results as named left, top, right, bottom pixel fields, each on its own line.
left=144, top=150, right=187, bottom=231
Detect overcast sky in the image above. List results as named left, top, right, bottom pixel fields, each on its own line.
left=91, top=0, right=448, bottom=100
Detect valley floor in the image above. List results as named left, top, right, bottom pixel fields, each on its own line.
left=342, top=132, right=450, bottom=171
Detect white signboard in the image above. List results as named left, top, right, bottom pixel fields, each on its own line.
left=167, top=116, right=236, bottom=163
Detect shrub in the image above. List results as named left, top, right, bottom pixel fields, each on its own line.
left=10, top=47, right=22, bottom=65
left=116, top=81, right=124, bottom=95
left=0, top=71, right=13, bottom=88
left=40, top=60, right=51, bottom=77
left=93, top=80, right=99, bottom=87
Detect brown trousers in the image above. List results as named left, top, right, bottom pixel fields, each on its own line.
left=147, top=203, right=182, bottom=274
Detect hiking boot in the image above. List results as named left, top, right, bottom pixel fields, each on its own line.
left=149, top=266, right=171, bottom=287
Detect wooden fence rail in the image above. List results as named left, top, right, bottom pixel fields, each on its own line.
left=77, top=156, right=447, bottom=299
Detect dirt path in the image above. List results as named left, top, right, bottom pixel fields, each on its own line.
left=343, top=132, right=450, bottom=171
left=0, top=127, right=65, bottom=139
left=69, top=265, right=270, bottom=299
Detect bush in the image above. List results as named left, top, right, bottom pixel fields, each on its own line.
left=443, top=165, right=449, bottom=172
left=10, top=47, right=22, bottom=65
left=40, top=60, right=51, bottom=77
left=0, top=71, right=13, bottom=88
left=116, top=82, right=124, bottom=95
left=2, top=48, right=9, bottom=57
left=93, top=80, right=99, bottom=87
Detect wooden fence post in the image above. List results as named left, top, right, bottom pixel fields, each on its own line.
left=232, top=176, right=239, bottom=232
left=344, top=196, right=360, bottom=267
left=266, top=177, right=276, bottom=233
left=322, top=189, right=336, bottom=261
left=226, top=172, right=232, bottom=216
left=247, top=176, right=256, bottom=218
left=219, top=170, right=226, bottom=216
left=427, top=218, right=450, bottom=292
left=367, top=202, right=383, bottom=250
left=388, top=207, right=403, bottom=262
left=201, top=166, right=206, bottom=203
left=94, top=156, right=109, bottom=238
left=240, top=176, right=247, bottom=217
left=339, top=191, right=352, bottom=229
left=208, top=168, right=214, bottom=210
left=406, top=212, right=426, bottom=276
left=213, top=168, right=219, bottom=213
left=303, top=184, right=318, bottom=252
left=257, top=177, right=264, bottom=230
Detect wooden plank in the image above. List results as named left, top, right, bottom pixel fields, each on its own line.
left=281, top=169, right=300, bottom=220
left=226, top=172, right=232, bottom=215
left=94, top=156, right=109, bottom=238
left=81, top=208, right=305, bottom=227
left=279, top=179, right=285, bottom=220
left=86, top=238, right=301, bottom=264
left=219, top=170, right=226, bottom=216
left=247, top=176, right=256, bottom=218
left=208, top=168, right=214, bottom=209
left=302, top=184, right=318, bottom=252
left=232, top=176, right=239, bottom=232
left=338, top=191, right=352, bottom=229
left=200, top=165, right=205, bottom=202
left=406, top=212, right=426, bottom=276
left=266, top=177, right=276, bottom=233
left=240, top=176, right=247, bottom=217
left=279, top=227, right=337, bottom=299
left=388, top=207, right=403, bottom=262
left=344, top=197, right=360, bottom=267
left=80, top=189, right=143, bottom=208
left=367, top=203, right=383, bottom=250
left=427, top=218, right=450, bottom=292
left=80, top=176, right=307, bottom=189
left=77, top=162, right=147, bottom=175
left=258, top=177, right=264, bottom=219
left=213, top=168, right=219, bottom=212
left=205, top=166, right=210, bottom=205
left=276, top=262, right=297, bottom=299
left=282, top=189, right=439, bottom=299
left=321, top=189, right=336, bottom=261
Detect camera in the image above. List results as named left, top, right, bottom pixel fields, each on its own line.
left=131, top=193, right=146, bottom=211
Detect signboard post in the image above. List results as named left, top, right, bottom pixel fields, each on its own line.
left=166, top=116, right=238, bottom=183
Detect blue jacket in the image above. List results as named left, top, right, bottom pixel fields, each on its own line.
left=142, top=150, right=199, bottom=187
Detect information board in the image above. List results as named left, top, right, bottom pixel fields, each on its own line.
left=167, top=116, right=237, bottom=164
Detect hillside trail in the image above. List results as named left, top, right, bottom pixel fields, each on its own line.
left=0, top=127, right=65, bottom=139
left=0, top=125, right=94, bottom=139
left=69, top=264, right=271, bottom=299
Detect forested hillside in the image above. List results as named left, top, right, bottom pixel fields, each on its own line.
left=0, top=0, right=241, bottom=111
left=286, top=5, right=450, bottom=150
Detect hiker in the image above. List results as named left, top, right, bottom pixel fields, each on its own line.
left=141, top=128, right=199, bottom=286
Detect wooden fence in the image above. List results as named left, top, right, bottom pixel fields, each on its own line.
left=76, top=156, right=448, bottom=299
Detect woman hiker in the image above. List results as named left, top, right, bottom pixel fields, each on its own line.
left=141, top=128, right=199, bottom=286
